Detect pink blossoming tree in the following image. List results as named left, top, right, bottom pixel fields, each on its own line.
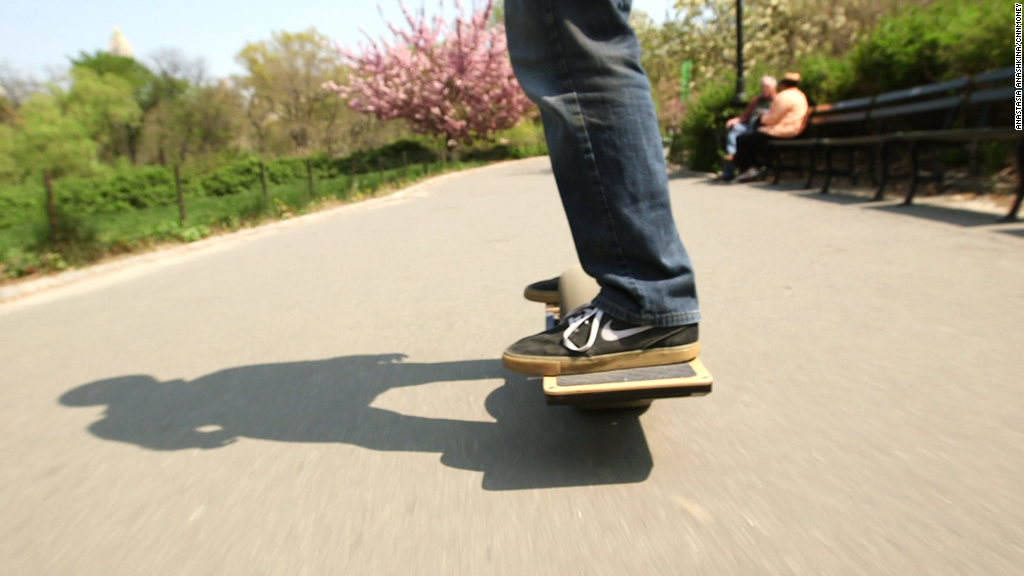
left=324, top=1, right=532, bottom=155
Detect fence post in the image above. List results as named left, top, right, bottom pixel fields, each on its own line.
left=306, top=158, right=314, bottom=199
left=44, top=168, right=57, bottom=240
left=174, top=165, right=186, bottom=226
left=260, top=161, right=268, bottom=205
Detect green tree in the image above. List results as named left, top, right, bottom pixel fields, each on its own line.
left=851, top=0, right=1012, bottom=94
left=147, top=82, right=241, bottom=164
left=63, top=67, right=143, bottom=162
left=0, top=123, right=17, bottom=182
left=11, top=93, right=96, bottom=179
left=0, top=95, right=13, bottom=125
left=140, top=50, right=209, bottom=165
left=236, top=28, right=348, bottom=154
left=71, top=51, right=156, bottom=163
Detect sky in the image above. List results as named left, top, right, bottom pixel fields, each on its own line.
left=2, top=0, right=676, bottom=80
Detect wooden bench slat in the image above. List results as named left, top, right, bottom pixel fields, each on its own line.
left=811, top=110, right=869, bottom=125
left=771, top=138, right=819, bottom=147
left=888, top=127, right=1019, bottom=141
left=973, top=67, right=1014, bottom=83
left=969, top=86, right=1015, bottom=104
left=829, top=96, right=874, bottom=112
left=768, top=127, right=1019, bottom=148
left=873, top=78, right=970, bottom=105
left=869, top=95, right=962, bottom=119
left=816, top=135, right=886, bottom=146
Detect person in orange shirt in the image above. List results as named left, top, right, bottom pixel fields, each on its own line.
left=733, top=72, right=809, bottom=183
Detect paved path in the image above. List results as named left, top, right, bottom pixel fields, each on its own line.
left=1, top=157, right=1022, bottom=575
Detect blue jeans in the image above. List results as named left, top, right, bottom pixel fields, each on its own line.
left=504, top=0, right=700, bottom=327
left=726, top=122, right=752, bottom=155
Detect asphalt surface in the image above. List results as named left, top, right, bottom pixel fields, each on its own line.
left=1, top=157, right=1022, bottom=575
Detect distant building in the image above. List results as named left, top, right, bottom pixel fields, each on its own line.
left=109, top=27, right=134, bottom=58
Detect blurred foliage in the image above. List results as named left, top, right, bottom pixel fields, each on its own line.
left=235, top=28, right=406, bottom=158
left=674, top=75, right=737, bottom=171
left=63, top=67, right=143, bottom=160
left=0, top=21, right=548, bottom=283
left=0, top=27, right=416, bottom=187
left=0, top=153, right=512, bottom=282
left=639, top=0, right=1013, bottom=172
left=0, top=122, right=543, bottom=234
left=850, top=0, right=1012, bottom=93
left=9, top=93, right=97, bottom=179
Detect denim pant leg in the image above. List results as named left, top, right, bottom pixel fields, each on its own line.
left=726, top=122, right=750, bottom=156
left=504, top=0, right=700, bottom=327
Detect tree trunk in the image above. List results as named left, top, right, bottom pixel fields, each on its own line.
left=175, top=165, right=186, bottom=226
left=306, top=159, right=314, bottom=198
left=44, top=169, right=57, bottom=241
left=260, top=161, right=269, bottom=205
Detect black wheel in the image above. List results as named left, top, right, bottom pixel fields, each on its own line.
left=558, top=265, right=600, bottom=319
left=575, top=399, right=653, bottom=411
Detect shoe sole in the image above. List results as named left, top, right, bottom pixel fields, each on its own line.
left=502, top=342, right=701, bottom=376
left=523, top=287, right=559, bottom=304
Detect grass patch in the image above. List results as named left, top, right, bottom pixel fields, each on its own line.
left=0, top=160, right=487, bottom=283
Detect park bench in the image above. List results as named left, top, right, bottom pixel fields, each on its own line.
left=764, top=68, right=1022, bottom=221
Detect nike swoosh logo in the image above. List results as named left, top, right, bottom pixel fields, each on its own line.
left=600, top=324, right=653, bottom=342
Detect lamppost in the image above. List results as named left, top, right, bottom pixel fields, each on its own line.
left=732, top=0, right=746, bottom=106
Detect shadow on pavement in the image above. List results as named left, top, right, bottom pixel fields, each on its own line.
left=866, top=202, right=1004, bottom=227
left=59, top=354, right=653, bottom=491
left=755, top=180, right=1015, bottom=228
left=788, top=190, right=874, bottom=206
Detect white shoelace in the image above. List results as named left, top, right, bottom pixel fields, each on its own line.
left=561, top=304, right=603, bottom=352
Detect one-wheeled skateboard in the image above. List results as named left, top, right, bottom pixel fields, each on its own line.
left=532, top=266, right=712, bottom=409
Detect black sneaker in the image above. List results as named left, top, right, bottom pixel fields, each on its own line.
left=502, top=302, right=700, bottom=375
left=523, top=277, right=559, bottom=304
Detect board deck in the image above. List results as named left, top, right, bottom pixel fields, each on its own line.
left=543, top=358, right=713, bottom=406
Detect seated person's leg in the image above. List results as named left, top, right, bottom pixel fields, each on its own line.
left=735, top=132, right=774, bottom=181
left=735, top=132, right=757, bottom=172
left=754, top=134, right=778, bottom=168
left=725, top=122, right=749, bottom=157
left=720, top=122, right=749, bottom=180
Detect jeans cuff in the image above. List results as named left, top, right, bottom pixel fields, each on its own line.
left=595, top=293, right=702, bottom=327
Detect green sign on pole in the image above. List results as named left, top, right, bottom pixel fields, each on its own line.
left=679, top=60, right=693, bottom=103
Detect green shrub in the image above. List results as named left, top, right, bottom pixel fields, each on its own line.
left=851, top=0, right=1011, bottom=95
left=200, top=157, right=263, bottom=196
left=1, top=247, right=42, bottom=279
left=797, top=54, right=857, bottom=106
left=979, top=142, right=1012, bottom=174
left=334, top=139, right=437, bottom=174
left=938, top=148, right=971, bottom=167
left=0, top=185, right=39, bottom=228
left=179, top=225, right=212, bottom=242
left=678, top=75, right=738, bottom=172
left=54, top=165, right=180, bottom=212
